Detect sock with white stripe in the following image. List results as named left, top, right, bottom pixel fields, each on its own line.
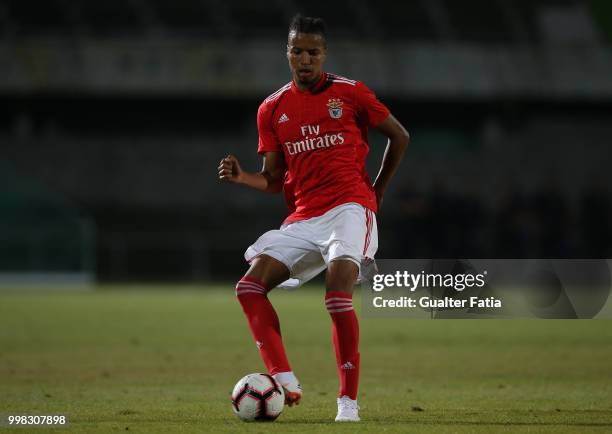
left=236, top=276, right=291, bottom=375
left=325, top=290, right=360, bottom=400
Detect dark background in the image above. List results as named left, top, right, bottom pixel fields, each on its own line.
left=1, top=0, right=611, bottom=281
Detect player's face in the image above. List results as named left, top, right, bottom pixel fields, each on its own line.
left=287, top=31, right=327, bottom=89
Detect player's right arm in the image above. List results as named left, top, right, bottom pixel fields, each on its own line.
left=218, top=151, right=286, bottom=193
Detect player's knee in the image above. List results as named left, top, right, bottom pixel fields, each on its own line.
left=235, top=276, right=269, bottom=301
left=325, top=259, right=359, bottom=292
left=245, top=255, right=290, bottom=288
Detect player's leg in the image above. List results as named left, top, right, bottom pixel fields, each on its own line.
left=325, top=259, right=361, bottom=421
left=318, top=204, right=377, bottom=421
left=243, top=253, right=290, bottom=287
left=235, top=254, right=302, bottom=406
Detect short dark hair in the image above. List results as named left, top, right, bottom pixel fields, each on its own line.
left=288, top=14, right=327, bottom=42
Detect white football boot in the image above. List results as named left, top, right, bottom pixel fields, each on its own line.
left=335, top=395, right=360, bottom=422
left=272, top=372, right=302, bottom=406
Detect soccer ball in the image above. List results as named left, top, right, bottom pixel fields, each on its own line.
left=231, top=373, right=285, bottom=421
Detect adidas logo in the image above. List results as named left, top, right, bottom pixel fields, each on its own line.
left=341, top=362, right=355, bottom=370
left=256, top=341, right=263, bottom=349
left=278, top=113, right=289, bottom=123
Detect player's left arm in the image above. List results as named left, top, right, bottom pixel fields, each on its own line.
left=372, top=114, right=410, bottom=210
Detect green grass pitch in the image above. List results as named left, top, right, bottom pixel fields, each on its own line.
left=1, top=285, right=612, bottom=433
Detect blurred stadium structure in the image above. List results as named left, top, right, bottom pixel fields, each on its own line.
left=1, top=0, right=611, bottom=282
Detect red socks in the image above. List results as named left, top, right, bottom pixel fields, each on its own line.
left=325, top=291, right=360, bottom=400
left=235, top=276, right=291, bottom=376
left=236, top=279, right=359, bottom=399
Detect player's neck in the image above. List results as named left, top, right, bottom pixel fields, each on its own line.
left=293, top=72, right=325, bottom=92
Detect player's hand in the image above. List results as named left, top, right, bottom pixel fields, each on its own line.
left=218, top=154, right=243, bottom=183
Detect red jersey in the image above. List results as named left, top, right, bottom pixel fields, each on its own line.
left=257, top=72, right=390, bottom=223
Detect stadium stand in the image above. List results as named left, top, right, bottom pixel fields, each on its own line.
left=148, top=0, right=218, bottom=37
left=444, top=0, right=515, bottom=44
left=4, top=0, right=69, bottom=36
left=375, top=0, right=438, bottom=41
left=0, top=161, right=95, bottom=284
left=71, top=1, right=142, bottom=37
left=0, top=0, right=601, bottom=43
left=0, top=0, right=610, bottom=280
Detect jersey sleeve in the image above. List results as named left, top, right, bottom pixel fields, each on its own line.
left=257, top=101, right=281, bottom=154
left=354, top=81, right=391, bottom=128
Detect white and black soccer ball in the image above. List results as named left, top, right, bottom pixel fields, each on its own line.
left=231, top=373, right=285, bottom=421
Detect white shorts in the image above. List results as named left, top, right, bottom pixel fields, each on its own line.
left=244, top=202, right=378, bottom=289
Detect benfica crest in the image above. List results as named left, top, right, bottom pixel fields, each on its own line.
left=327, top=98, right=343, bottom=119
